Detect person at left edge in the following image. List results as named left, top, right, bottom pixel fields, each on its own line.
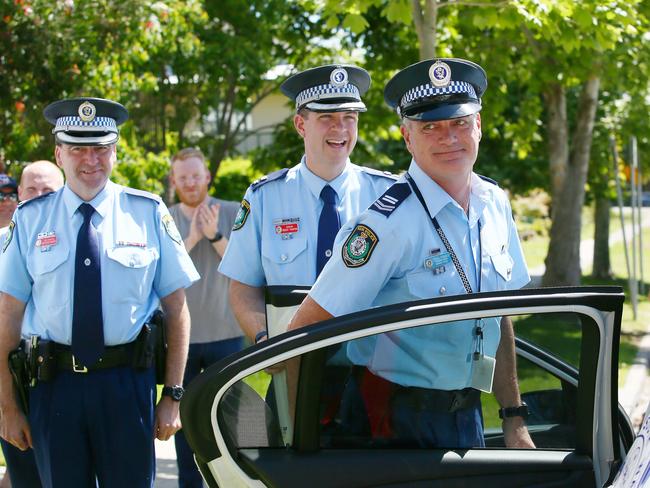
left=0, top=97, right=200, bottom=488
left=0, top=161, right=63, bottom=488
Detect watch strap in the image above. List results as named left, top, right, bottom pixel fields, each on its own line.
left=208, top=231, right=223, bottom=243
left=498, top=402, right=529, bottom=419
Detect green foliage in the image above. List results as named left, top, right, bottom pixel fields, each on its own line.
left=112, top=139, right=171, bottom=196
left=212, top=157, right=264, bottom=202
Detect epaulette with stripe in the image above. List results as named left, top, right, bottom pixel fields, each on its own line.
left=123, top=187, right=162, bottom=203
left=359, top=166, right=399, bottom=181
left=369, top=182, right=411, bottom=217
left=478, top=174, right=498, bottom=186
left=17, top=190, right=56, bottom=209
left=250, top=168, right=289, bottom=192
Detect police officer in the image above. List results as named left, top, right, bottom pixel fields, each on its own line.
left=289, top=59, right=535, bottom=448
left=219, top=64, right=396, bottom=343
left=0, top=97, right=199, bottom=487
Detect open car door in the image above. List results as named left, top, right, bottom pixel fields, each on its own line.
left=181, top=286, right=635, bottom=488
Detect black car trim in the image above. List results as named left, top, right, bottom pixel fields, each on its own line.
left=180, top=287, right=623, bottom=467
left=236, top=448, right=595, bottom=488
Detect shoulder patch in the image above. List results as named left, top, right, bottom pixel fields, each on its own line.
left=232, top=199, right=251, bottom=231
left=369, top=182, right=412, bottom=217
left=123, top=187, right=162, bottom=203
left=2, top=221, right=15, bottom=253
left=162, top=213, right=182, bottom=245
left=342, top=224, right=379, bottom=268
left=359, top=166, right=399, bottom=181
left=478, top=174, right=498, bottom=186
left=250, top=168, right=289, bottom=192
left=17, top=190, right=55, bottom=209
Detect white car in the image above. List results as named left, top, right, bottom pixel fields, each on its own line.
left=181, top=286, right=648, bottom=487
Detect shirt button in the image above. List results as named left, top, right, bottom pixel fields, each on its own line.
left=325, top=249, right=332, bottom=258
left=439, top=286, right=446, bottom=295
left=84, top=258, right=91, bottom=266
left=280, top=254, right=288, bottom=262
left=129, top=260, right=135, bottom=268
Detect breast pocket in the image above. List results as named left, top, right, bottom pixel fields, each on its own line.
left=106, top=247, right=158, bottom=303
left=30, top=247, right=71, bottom=321
left=261, top=237, right=308, bottom=282
left=489, top=251, right=513, bottom=289
left=406, top=269, right=463, bottom=299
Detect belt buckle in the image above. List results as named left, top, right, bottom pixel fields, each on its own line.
left=71, top=355, right=88, bottom=373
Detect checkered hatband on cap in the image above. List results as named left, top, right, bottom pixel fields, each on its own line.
left=295, top=83, right=361, bottom=110
left=401, top=81, right=477, bottom=108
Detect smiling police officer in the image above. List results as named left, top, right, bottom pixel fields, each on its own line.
left=0, top=97, right=199, bottom=487
left=219, top=64, right=396, bottom=343
left=289, top=59, right=535, bottom=449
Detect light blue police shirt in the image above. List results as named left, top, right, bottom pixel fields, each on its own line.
left=310, top=160, right=530, bottom=390
left=219, top=157, right=396, bottom=287
left=0, top=180, right=200, bottom=346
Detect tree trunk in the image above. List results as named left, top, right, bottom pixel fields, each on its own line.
left=542, top=75, right=600, bottom=286
left=592, top=197, right=612, bottom=279
left=542, top=83, right=568, bottom=218
left=411, top=0, right=438, bottom=59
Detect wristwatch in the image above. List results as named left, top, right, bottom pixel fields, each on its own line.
left=208, top=231, right=223, bottom=243
left=162, top=385, right=185, bottom=401
left=498, top=402, right=529, bottom=419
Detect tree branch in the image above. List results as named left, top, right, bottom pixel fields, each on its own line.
left=439, top=0, right=511, bottom=8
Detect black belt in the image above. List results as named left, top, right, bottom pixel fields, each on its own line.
left=392, top=384, right=481, bottom=413
left=53, top=342, right=135, bottom=373
left=353, top=366, right=480, bottom=414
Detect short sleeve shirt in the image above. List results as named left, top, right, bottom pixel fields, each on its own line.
left=0, top=180, right=200, bottom=345
left=309, top=160, right=530, bottom=389
left=219, top=157, right=396, bottom=287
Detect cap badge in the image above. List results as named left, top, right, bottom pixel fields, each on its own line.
left=330, top=67, right=349, bottom=88
left=429, top=61, right=451, bottom=88
left=78, top=101, right=96, bottom=122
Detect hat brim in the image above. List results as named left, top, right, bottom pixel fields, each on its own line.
left=403, top=101, right=482, bottom=121
left=0, top=184, right=17, bottom=191
left=55, top=132, right=119, bottom=146
left=303, top=101, right=367, bottom=113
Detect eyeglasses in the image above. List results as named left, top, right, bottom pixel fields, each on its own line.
left=0, top=193, right=18, bottom=202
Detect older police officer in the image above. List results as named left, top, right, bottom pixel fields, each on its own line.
left=219, top=64, right=396, bottom=343
left=0, top=97, right=199, bottom=487
left=289, top=59, right=535, bottom=449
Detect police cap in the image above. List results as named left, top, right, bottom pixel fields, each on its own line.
left=281, top=64, right=370, bottom=113
left=0, top=174, right=17, bottom=192
left=384, top=58, right=487, bottom=121
left=43, top=97, right=129, bottom=146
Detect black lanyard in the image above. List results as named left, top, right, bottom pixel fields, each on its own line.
left=405, top=172, right=481, bottom=294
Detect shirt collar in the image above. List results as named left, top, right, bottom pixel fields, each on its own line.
left=408, top=160, right=493, bottom=226
left=298, top=155, right=351, bottom=202
left=62, top=180, right=114, bottom=220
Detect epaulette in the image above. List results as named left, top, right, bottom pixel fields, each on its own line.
left=123, top=187, right=162, bottom=203
left=250, top=168, right=289, bottom=192
left=369, top=182, right=411, bottom=217
left=17, top=191, right=55, bottom=209
left=478, top=174, right=498, bottom=186
left=359, top=166, right=399, bottom=181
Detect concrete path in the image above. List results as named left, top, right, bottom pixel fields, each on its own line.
left=155, top=438, right=181, bottom=487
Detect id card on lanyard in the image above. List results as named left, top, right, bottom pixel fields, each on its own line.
left=405, top=172, right=495, bottom=392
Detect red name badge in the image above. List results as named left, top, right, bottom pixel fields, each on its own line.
left=36, top=235, right=57, bottom=247
left=275, top=223, right=299, bottom=235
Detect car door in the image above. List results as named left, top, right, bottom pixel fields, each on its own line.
left=180, top=286, right=632, bottom=488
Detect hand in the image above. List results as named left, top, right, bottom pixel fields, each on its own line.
left=0, top=402, right=32, bottom=450
left=154, top=396, right=181, bottom=441
left=188, top=205, right=203, bottom=243
left=502, top=417, right=536, bottom=448
left=199, top=203, right=220, bottom=241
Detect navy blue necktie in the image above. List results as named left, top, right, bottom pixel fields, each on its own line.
left=316, top=185, right=340, bottom=276
left=72, top=203, right=104, bottom=365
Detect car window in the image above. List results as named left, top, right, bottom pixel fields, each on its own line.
left=218, top=311, right=585, bottom=451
